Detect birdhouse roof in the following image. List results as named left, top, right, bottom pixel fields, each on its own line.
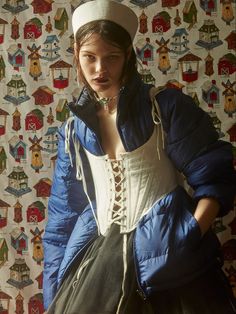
left=172, top=28, right=188, bottom=37
left=0, top=199, right=11, bottom=207
left=56, top=99, right=68, bottom=111
left=0, top=238, right=7, bottom=250
left=10, top=258, right=30, bottom=271
left=0, top=108, right=9, bottom=116
left=54, top=8, right=68, bottom=21
left=49, top=59, right=72, bottom=69
left=178, top=52, right=201, bottom=62
left=199, top=20, right=219, bottom=32
left=45, top=126, right=58, bottom=136
left=29, top=201, right=46, bottom=211
left=44, top=35, right=59, bottom=44
left=0, top=290, right=12, bottom=300
left=0, top=18, right=8, bottom=25
left=10, top=227, right=26, bottom=240
left=26, top=17, right=43, bottom=27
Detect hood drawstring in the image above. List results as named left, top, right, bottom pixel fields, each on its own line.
left=64, top=116, right=101, bottom=236
left=150, top=86, right=166, bottom=160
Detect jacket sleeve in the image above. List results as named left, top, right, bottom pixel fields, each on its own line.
left=42, top=120, right=92, bottom=310
left=157, top=88, right=236, bottom=217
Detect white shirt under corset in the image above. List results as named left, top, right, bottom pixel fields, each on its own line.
left=84, top=125, right=178, bottom=235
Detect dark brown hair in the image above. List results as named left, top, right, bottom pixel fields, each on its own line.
left=74, top=20, right=137, bottom=92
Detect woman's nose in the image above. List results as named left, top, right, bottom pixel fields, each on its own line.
left=95, top=59, right=107, bottom=73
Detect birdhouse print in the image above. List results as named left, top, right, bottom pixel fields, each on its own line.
left=0, top=108, right=9, bottom=136
left=227, top=124, right=236, bottom=143
left=45, top=16, right=53, bottom=33
left=221, top=0, right=234, bottom=25
left=178, top=52, right=201, bottom=82
left=7, top=258, right=33, bottom=289
left=27, top=44, right=42, bottom=81
left=166, top=79, right=185, bottom=90
left=30, top=227, right=44, bottom=265
left=29, top=135, right=43, bottom=172
left=0, top=200, right=11, bottom=229
left=139, top=68, right=156, bottom=85
left=222, top=239, right=236, bottom=261
left=218, top=53, right=236, bottom=76
left=12, top=108, right=21, bottom=132
left=49, top=59, right=73, bottom=89
left=170, top=28, right=189, bottom=55
left=24, top=18, right=42, bottom=40
left=35, top=272, right=43, bottom=290
left=0, top=18, right=8, bottom=44
left=47, top=107, right=54, bottom=125
left=54, top=8, right=69, bottom=36
left=136, top=38, right=154, bottom=65
left=139, top=11, right=148, bottom=34
left=225, top=265, right=236, bottom=298
left=162, top=0, right=180, bottom=7
left=130, top=0, right=157, bottom=8
left=156, top=37, right=171, bottom=74
left=0, top=238, right=8, bottom=266
left=10, top=227, right=28, bottom=255
left=4, top=74, right=30, bottom=105
left=0, top=147, right=7, bottom=174
left=204, top=53, right=214, bottom=76
left=56, top=99, right=70, bottom=122
left=7, top=43, right=25, bottom=71
left=152, top=11, right=171, bottom=33
left=42, top=35, right=60, bottom=61
left=67, top=34, right=75, bottom=54
left=224, top=31, right=236, bottom=51
left=0, top=290, right=12, bottom=314
left=13, top=200, right=23, bottom=224
left=200, top=0, right=217, bottom=16
left=25, top=109, right=44, bottom=131
left=208, top=111, right=224, bottom=137
left=28, top=293, right=44, bottom=314
left=27, top=201, right=45, bottom=224
left=0, top=55, right=6, bottom=81
left=196, top=20, right=223, bottom=50
left=31, top=0, right=53, bottom=14
left=15, top=292, right=24, bottom=314
left=43, top=126, right=58, bottom=153
left=32, top=86, right=55, bottom=106
left=5, top=166, right=32, bottom=197
left=174, top=9, right=182, bottom=26
left=222, top=80, right=236, bottom=117
left=10, top=16, right=20, bottom=40
left=2, top=0, right=29, bottom=13
left=33, top=178, right=52, bottom=198
left=201, top=79, right=220, bottom=108
left=183, top=1, right=198, bottom=29
left=9, top=135, right=27, bottom=163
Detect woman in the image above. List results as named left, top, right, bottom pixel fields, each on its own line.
left=43, top=0, right=236, bottom=313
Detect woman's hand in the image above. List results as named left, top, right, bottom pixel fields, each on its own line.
left=194, top=197, right=220, bottom=236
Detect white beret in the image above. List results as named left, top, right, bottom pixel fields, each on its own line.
left=72, top=0, right=138, bottom=40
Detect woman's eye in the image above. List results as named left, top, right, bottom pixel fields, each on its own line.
left=84, top=55, right=95, bottom=61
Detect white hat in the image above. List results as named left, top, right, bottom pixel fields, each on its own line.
left=72, top=0, right=138, bottom=40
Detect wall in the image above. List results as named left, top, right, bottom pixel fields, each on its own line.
left=0, top=0, right=235, bottom=312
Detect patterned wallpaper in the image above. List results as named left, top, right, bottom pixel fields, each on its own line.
left=0, top=0, right=235, bottom=313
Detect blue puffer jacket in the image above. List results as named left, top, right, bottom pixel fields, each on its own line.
left=43, top=73, right=236, bottom=309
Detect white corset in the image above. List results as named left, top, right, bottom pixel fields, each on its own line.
left=84, top=125, right=178, bottom=235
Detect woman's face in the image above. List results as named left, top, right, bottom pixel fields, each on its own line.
left=77, top=33, right=126, bottom=98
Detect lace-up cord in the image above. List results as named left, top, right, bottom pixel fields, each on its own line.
left=110, top=160, right=127, bottom=229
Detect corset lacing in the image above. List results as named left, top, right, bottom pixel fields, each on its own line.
left=110, top=159, right=128, bottom=314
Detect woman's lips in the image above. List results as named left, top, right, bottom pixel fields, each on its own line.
left=93, top=77, right=109, bottom=84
